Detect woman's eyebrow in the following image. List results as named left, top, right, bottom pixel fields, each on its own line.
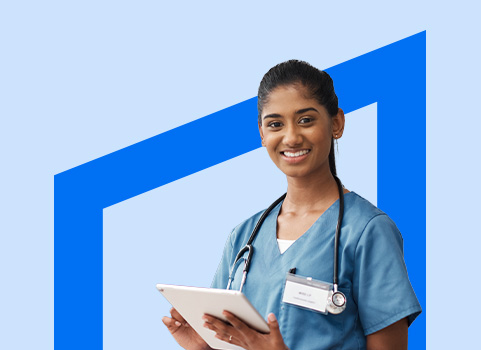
left=295, top=107, right=319, bottom=115
left=263, top=113, right=283, bottom=120
left=263, top=107, right=318, bottom=120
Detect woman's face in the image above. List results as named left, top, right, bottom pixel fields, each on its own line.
left=259, top=84, right=344, bottom=180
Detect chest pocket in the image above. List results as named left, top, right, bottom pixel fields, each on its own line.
left=281, top=286, right=354, bottom=349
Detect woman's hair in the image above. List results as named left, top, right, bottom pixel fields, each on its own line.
left=257, top=59, right=339, bottom=176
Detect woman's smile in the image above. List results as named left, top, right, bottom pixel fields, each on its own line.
left=280, top=149, right=311, bottom=163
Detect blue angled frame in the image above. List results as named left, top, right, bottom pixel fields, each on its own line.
left=55, top=31, right=426, bottom=349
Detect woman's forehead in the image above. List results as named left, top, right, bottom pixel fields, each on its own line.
left=262, top=84, right=322, bottom=113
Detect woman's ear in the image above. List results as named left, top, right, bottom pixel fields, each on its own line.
left=332, top=108, right=345, bottom=139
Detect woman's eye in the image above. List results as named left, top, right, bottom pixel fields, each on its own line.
left=268, top=121, right=283, bottom=128
left=299, top=117, right=313, bottom=124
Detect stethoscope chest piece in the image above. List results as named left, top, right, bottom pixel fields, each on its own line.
left=326, top=289, right=347, bottom=315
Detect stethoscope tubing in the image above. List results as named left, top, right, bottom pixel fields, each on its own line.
left=227, top=176, right=345, bottom=296
left=333, top=176, right=344, bottom=289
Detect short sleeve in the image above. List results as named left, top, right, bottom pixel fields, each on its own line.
left=353, top=214, right=422, bottom=335
left=210, top=228, right=235, bottom=289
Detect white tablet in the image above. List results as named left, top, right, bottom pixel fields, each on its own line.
left=156, top=284, right=269, bottom=350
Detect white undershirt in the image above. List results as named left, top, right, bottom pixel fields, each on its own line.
left=277, top=239, right=296, bottom=254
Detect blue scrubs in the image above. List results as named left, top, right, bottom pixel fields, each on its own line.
left=211, top=192, right=421, bottom=350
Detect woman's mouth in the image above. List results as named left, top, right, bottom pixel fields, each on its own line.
left=282, top=149, right=310, bottom=158
left=280, top=149, right=311, bottom=163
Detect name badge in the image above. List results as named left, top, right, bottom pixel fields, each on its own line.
left=282, top=273, right=332, bottom=314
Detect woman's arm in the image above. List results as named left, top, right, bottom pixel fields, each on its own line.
left=366, top=318, right=408, bottom=350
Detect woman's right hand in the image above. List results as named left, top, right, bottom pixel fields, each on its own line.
left=162, top=308, right=211, bottom=350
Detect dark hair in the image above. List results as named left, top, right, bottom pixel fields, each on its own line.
left=257, top=59, right=339, bottom=176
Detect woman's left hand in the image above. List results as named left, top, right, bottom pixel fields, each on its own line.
left=203, top=311, right=289, bottom=350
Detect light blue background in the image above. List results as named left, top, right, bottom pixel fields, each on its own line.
left=1, top=1, right=479, bottom=349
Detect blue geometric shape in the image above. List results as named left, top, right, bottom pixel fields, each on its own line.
left=55, top=31, right=425, bottom=349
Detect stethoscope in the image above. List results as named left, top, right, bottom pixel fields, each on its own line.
left=226, top=176, right=347, bottom=315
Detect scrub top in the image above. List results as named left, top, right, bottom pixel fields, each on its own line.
left=211, top=192, right=422, bottom=350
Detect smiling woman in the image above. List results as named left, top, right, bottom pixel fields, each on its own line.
left=162, top=60, right=422, bottom=350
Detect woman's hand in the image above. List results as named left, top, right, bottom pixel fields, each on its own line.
left=162, top=308, right=211, bottom=350
left=203, top=311, right=289, bottom=350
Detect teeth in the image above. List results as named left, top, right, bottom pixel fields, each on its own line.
left=284, top=150, right=310, bottom=158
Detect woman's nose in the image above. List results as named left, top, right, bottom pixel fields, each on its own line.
left=283, top=125, right=303, bottom=146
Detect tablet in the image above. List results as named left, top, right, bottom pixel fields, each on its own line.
left=156, top=284, right=269, bottom=350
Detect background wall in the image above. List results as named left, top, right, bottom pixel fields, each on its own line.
left=1, top=1, right=480, bottom=349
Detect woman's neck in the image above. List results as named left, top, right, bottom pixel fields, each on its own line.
left=284, top=172, right=339, bottom=212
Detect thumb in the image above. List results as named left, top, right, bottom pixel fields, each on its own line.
left=267, top=313, right=281, bottom=334
left=268, top=313, right=289, bottom=349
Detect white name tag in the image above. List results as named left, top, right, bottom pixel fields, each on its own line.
left=282, top=273, right=332, bottom=314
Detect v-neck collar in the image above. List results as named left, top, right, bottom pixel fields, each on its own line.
left=256, top=192, right=354, bottom=276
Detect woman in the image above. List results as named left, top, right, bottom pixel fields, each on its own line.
left=162, top=60, right=421, bottom=350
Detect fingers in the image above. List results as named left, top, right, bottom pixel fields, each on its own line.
left=214, top=333, right=241, bottom=347
left=203, top=312, right=253, bottom=348
left=162, top=316, right=182, bottom=333
left=170, top=308, right=187, bottom=324
left=163, top=308, right=187, bottom=334
left=162, top=316, right=180, bottom=327
left=203, top=314, right=237, bottom=339
left=222, top=311, right=247, bottom=331
left=203, top=316, right=241, bottom=347
left=203, top=312, right=286, bottom=349
left=202, top=314, right=230, bottom=334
